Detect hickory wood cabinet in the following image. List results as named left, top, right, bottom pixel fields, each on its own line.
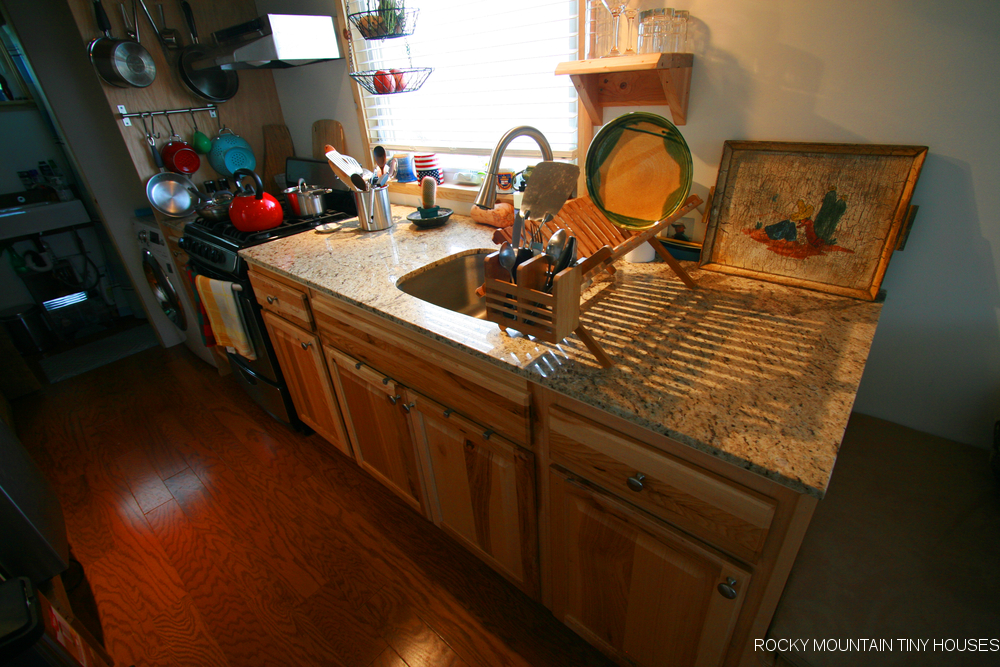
left=326, top=346, right=427, bottom=515
left=407, top=391, right=539, bottom=598
left=248, top=264, right=819, bottom=666
left=250, top=271, right=352, bottom=458
left=249, top=264, right=540, bottom=596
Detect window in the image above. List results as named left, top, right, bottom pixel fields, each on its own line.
left=346, top=0, right=580, bottom=162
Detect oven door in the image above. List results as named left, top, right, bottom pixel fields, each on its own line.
left=187, top=261, right=279, bottom=384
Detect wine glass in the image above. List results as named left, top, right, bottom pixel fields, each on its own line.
left=600, top=1, right=627, bottom=57
left=624, top=7, right=638, bottom=55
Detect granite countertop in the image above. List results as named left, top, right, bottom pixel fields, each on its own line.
left=241, top=205, right=883, bottom=498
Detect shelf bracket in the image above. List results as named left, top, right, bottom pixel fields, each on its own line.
left=556, top=53, right=693, bottom=127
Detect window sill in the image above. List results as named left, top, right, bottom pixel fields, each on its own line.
left=387, top=181, right=514, bottom=206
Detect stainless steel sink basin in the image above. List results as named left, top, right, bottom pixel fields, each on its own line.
left=396, top=250, right=492, bottom=319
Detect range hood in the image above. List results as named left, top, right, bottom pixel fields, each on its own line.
left=188, top=14, right=342, bottom=71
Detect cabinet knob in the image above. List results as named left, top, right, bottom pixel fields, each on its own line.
left=355, top=362, right=362, bottom=370
left=718, top=577, right=738, bottom=600
left=300, top=341, right=312, bottom=350
left=626, top=473, right=646, bottom=492
left=443, top=408, right=453, bottom=418
left=266, top=295, right=277, bottom=304
left=388, top=394, right=401, bottom=405
left=402, top=402, right=415, bottom=414
left=482, top=429, right=493, bottom=440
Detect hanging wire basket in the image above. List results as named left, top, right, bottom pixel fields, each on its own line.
left=350, top=67, right=433, bottom=95
left=348, top=8, right=420, bottom=40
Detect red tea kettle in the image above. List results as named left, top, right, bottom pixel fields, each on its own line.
left=229, top=169, right=283, bottom=232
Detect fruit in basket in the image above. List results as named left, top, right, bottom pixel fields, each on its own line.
left=356, top=13, right=384, bottom=38
left=373, top=70, right=395, bottom=94
left=390, top=68, right=406, bottom=92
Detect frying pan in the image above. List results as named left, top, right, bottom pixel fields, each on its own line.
left=88, top=0, right=155, bottom=88
left=177, top=1, right=239, bottom=103
left=144, top=128, right=198, bottom=217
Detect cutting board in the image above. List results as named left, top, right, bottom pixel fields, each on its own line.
left=262, top=124, right=296, bottom=196
left=312, top=119, right=347, bottom=159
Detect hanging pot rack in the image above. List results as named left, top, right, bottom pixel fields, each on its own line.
left=116, top=103, right=218, bottom=127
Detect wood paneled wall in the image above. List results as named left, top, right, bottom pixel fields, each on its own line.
left=64, top=0, right=285, bottom=189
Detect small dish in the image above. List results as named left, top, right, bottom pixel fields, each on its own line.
left=407, top=208, right=453, bottom=228
left=314, top=222, right=344, bottom=233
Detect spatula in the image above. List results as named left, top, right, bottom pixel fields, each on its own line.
left=520, top=161, right=580, bottom=224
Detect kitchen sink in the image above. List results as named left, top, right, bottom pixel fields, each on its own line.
left=396, top=249, right=492, bottom=319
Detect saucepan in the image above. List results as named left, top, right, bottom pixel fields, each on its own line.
left=88, top=0, right=156, bottom=88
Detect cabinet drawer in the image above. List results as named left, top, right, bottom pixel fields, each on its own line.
left=548, top=406, right=775, bottom=562
left=249, top=271, right=313, bottom=330
left=311, top=289, right=531, bottom=446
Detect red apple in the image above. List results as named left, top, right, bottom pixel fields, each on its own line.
left=390, top=68, right=406, bottom=92
left=373, top=70, right=395, bottom=94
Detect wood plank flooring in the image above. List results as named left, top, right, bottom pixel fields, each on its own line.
left=12, top=345, right=612, bottom=667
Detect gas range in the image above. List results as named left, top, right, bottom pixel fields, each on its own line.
left=179, top=210, right=350, bottom=277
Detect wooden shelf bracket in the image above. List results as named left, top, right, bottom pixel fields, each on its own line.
left=556, top=53, right=693, bottom=126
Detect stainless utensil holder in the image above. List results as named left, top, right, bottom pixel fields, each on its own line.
left=353, top=186, right=393, bottom=231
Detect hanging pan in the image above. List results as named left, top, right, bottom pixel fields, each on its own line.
left=176, top=0, right=239, bottom=103
left=87, top=0, right=156, bottom=88
left=142, top=117, right=198, bottom=217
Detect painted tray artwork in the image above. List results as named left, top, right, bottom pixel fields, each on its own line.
left=586, top=112, right=693, bottom=230
left=700, top=141, right=927, bottom=300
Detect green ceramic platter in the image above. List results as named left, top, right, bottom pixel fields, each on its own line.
left=585, top=112, right=693, bottom=230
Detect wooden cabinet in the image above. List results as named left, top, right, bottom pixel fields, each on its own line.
left=548, top=406, right=775, bottom=564
left=548, top=467, right=750, bottom=667
left=327, top=347, right=427, bottom=516
left=261, top=311, right=351, bottom=457
left=408, top=391, right=538, bottom=597
left=251, top=271, right=314, bottom=330
left=310, top=288, right=532, bottom=446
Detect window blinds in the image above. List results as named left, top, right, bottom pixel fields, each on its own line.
left=347, top=0, right=580, bottom=159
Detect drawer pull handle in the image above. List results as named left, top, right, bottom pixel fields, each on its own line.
left=402, top=402, right=415, bottom=414
left=382, top=377, right=391, bottom=385
left=266, top=295, right=277, bottom=304
left=718, top=577, right=738, bottom=600
left=626, top=473, right=646, bottom=492
left=300, top=341, right=312, bottom=350
left=482, top=429, right=493, bottom=440
left=388, top=394, right=401, bottom=405
left=355, top=362, right=363, bottom=370
left=443, top=408, right=454, bottom=418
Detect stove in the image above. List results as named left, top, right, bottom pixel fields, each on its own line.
left=179, top=209, right=350, bottom=430
left=179, top=210, right=350, bottom=277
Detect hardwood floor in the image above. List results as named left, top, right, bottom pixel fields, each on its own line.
left=12, top=345, right=612, bottom=667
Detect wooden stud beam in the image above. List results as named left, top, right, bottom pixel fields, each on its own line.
left=556, top=53, right=694, bottom=126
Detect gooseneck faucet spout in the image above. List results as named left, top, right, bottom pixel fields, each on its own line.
left=474, top=126, right=553, bottom=210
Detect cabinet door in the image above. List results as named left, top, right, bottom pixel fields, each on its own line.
left=409, top=392, right=538, bottom=597
left=262, top=312, right=351, bottom=457
left=548, top=467, right=751, bottom=667
left=328, top=348, right=426, bottom=515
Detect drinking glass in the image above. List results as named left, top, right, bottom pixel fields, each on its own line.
left=600, top=1, right=628, bottom=57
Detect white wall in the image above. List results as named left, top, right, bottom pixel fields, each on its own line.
left=668, top=0, right=1000, bottom=449
left=255, top=0, right=365, bottom=160
left=264, top=0, right=1000, bottom=448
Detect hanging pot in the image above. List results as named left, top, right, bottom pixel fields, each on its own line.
left=88, top=0, right=156, bottom=88
left=228, top=169, right=282, bottom=232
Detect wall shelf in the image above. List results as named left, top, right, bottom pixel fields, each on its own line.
left=555, top=52, right=693, bottom=126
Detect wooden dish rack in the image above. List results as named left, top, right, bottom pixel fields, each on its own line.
left=483, top=194, right=703, bottom=367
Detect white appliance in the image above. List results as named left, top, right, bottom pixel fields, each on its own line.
left=132, top=218, right=216, bottom=367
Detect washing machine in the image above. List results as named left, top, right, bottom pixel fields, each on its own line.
left=133, top=217, right=216, bottom=367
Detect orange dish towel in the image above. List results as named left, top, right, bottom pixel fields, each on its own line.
left=194, top=275, right=256, bottom=360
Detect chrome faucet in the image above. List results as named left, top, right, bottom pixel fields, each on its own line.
left=474, top=126, right=554, bottom=210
